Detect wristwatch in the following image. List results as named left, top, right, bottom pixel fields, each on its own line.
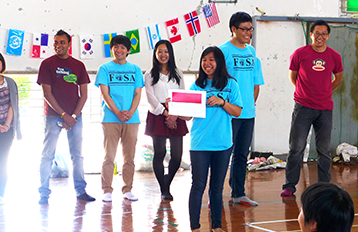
left=72, top=114, right=77, bottom=119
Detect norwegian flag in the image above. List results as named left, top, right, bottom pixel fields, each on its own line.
left=202, top=3, right=220, bottom=28
left=184, top=11, right=201, bottom=37
left=165, top=18, right=182, bottom=43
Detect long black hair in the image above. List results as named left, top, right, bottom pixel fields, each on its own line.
left=196, top=46, right=232, bottom=90
left=0, top=52, right=6, bottom=74
left=150, top=40, right=181, bottom=86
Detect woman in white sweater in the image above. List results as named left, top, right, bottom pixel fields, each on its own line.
left=144, top=40, right=188, bottom=200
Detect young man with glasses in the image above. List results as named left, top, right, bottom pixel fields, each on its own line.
left=219, top=12, right=264, bottom=206
left=281, top=20, right=343, bottom=196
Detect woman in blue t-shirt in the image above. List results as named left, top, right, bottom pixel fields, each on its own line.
left=188, top=47, right=242, bottom=232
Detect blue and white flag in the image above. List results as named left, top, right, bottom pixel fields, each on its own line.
left=6, top=29, right=25, bottom=56
left=146, top=24, right=161, bottom=50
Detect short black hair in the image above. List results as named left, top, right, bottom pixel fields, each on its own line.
left=0, top=52, right=6, bottom=74
left=310, top=20, right=331, bottom=34
left=229, top=11, right=252, bottom=34
left=110, top=35, right=131, bottom=52
left=301, top=182, right=354, bottom=232
left=55, top=29, right=71, bottom=43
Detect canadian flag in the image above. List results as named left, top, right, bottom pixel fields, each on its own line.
left=165, top=18, right=182, bottom=43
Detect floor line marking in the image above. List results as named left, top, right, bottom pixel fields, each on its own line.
left=250, top=218, right=298, bottom=225
left=244, top=223, right=277, bottom=232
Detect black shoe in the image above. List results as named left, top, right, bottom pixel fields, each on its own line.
left=39, top=197, right=49, bottom=205
left=161, top=192, right=173, bottom=201
left=77, top=193, right=96, bottom=201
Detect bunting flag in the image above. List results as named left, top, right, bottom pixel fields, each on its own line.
left=184, top=11, right=201, bottom=37
left=6, top=29, right=25, bottom=56
left=165, top=18, right=181, bottom=43
left=146, top=24, right=161, bottom=50
left=80, top=35, right=95, bottom=59
left=32, top=33, right=49, bottom=58
left=125, top=29, right=140, bottom=55
left=69, top=35, right=73, bottom=57
left=202, top=3, right=220, bottom=28
left=103, top=33, right=117, bottom=57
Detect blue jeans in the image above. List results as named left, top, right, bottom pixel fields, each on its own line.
left=38, top=115, right=87, bottom=198
left=0, top=127, right=14, bottom=197
left=283, top=103, right=332, bottom=193
left=229, top=118, right=255, bottom=198
left=189, top=147, right=232, bottom=230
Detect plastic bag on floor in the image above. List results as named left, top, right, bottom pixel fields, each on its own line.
left=51, top=153, right=70, bottom=178
left=135, top=144, right=154, bottom=171
left=247, top=155, right=286, bottom=171
left=336, top=143, right=358, bottom=162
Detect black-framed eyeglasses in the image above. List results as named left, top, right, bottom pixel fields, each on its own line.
left=238, top=27, right=254, bottom=33
left=313, top=32, right=329, bottom=38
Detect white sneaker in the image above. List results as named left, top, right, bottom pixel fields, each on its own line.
left=102, top=193, right=112, bottom=202
left=123, top=192, right=138, bottom=201
left=0, top=196, right=4, bottom=205
left=233, top=196, right=258, bottom=206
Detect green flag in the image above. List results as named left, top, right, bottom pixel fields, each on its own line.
left=125, top=29, right=140, bottom=54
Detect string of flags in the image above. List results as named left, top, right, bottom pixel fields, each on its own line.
left=5, top=3, right=220, bottom=60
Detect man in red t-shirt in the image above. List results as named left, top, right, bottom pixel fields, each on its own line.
left=37, top=30, right=95, bottom=204
left=281, top=20, right=343, bottom=196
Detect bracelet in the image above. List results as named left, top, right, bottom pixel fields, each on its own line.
left=61, top=112, right=66, bottom=118
left=4, top=123, right=10, bottom=128
left=221, top=100, right=226, bottom=107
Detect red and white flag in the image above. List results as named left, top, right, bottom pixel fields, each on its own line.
left=165, top=18, right=182, bottom=43
left=202, top=3, right=220, bottom=28
left=168, top=90, right=206, bottom=118
left=32, top=33, right=49, bottom=58
left=184, top=11, right=201, bottom=37
left=68, top=35, right=72, bottom=56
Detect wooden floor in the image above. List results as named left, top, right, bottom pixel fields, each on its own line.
left=1, top=162, right=358, bottom=231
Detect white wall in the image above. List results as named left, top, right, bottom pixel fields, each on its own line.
left=0, top=0, right=344, bottom=154
left=0, top=0, right=342, bottom=72
left=255, top=21, right=306, bottom=154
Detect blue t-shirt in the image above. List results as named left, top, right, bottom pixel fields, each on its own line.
left=95, top=61, right=144, bottom=123
left=190, top=78, right=242, bottom=151
left=219, top=41, right=264, bottom=119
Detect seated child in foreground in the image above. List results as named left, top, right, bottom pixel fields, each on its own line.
left=299, top=182, right=354, bottom=232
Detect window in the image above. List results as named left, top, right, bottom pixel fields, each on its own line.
left=341, top=0, right=358, bottom=13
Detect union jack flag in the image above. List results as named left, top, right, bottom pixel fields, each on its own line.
left=184, top=11, right=201, bottom=37
left=202, top=3, right=220, bottom=28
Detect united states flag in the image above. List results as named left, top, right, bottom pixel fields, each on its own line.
left=202, top=3, right=220, bottom=28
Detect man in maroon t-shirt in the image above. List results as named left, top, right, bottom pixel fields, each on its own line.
left=37, top=30, right=95, bottom=204
left=281, top=20, right=343, bottom=197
